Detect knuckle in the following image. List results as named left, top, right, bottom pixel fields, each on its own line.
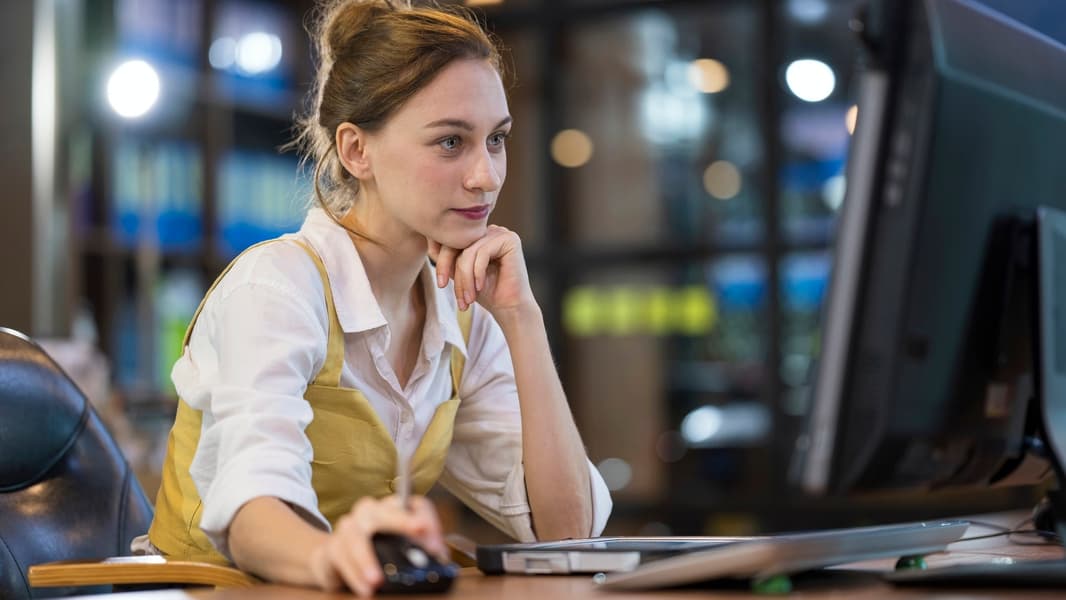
left=337, top=519, right=360, bottom=538
left=349, top=500, right=378, bottom=529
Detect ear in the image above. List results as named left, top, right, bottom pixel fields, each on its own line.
left=336, top=122, right=373, bottom=180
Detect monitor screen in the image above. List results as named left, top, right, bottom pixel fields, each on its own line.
left=793, top=0, right=1066, bottom=503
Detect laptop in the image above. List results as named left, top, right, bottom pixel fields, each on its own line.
left=477, top=519, right=971, bottom=589
left=476, top=536, right=751, bottom=575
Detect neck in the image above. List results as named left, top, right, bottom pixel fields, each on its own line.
left=353, top=236, right=427, bottom=316
left=338, top=202, right=428, bottom=316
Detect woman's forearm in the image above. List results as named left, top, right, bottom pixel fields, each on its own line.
left=229, top=494, right=447, bottom=595
left=228, top=496, right=327, bottom=585
left=494, top=303, right=594, bottom=540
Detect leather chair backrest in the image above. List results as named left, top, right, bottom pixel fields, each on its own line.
left=0, top=328, right=153, bottom=599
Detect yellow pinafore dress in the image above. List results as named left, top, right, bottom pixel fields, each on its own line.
left=147, top=239, right=472, bottom=564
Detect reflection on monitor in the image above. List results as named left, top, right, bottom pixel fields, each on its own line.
left=793, top=0, right=1066, bottom=526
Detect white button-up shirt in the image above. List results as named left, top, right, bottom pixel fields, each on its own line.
left=174, top=208, right=611, bottom=554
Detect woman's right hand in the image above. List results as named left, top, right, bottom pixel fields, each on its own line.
left=307, top=495, right=448, bottom=596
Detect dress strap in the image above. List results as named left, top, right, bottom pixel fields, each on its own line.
left=450, top=307, right=475, bottom=394
left=287, top=240, right=345, bottom=388
left=179, top=238, right=344, bottom=388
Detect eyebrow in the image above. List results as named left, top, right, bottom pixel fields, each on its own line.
left=424, top=116, right=513, bottom=131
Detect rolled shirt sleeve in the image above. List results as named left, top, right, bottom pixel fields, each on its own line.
left=177, top=246, right=332, bottom=557
left=439, top=305, right=613, bottom=542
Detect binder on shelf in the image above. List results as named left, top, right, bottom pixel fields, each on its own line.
left=111, top=294, right=143, bottom=393
left=155, top=269, right=204, bottom=393
left=155, top=142, right=203, bottom=251
left=110, top=138, right=204, bottom=252
left=111, top=139, right=142, bottom=247
left=111, top=269, right=203, bottom=404
left=217, top=150, right=307, bottom=258
left=115, top=0, right=202, bottom=68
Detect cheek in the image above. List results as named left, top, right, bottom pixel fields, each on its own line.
left=388, top=155, right=443, bottom=195
left=420, top=163, right=455, bottom=185
left=496, top=153, right=508, bottom=184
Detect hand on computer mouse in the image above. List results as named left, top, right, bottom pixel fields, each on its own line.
left=372, top=532, right=459, bottom=594
left=307, top=495, right=450, bottom=596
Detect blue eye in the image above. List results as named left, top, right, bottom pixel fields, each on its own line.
left=439, top=136, right=461, bottom=151
left=488, top=131, right=510, bottom=150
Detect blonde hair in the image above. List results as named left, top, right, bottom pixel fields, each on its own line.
left=289, top=0, right=502, bottom=238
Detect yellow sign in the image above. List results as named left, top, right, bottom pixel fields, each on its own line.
left=563, top=285, right=718, bottom=337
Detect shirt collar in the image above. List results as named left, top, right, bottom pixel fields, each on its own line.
left=296, top=208, right=468, bottom=357
left=295, top=208, right=387, bottom=333
left=424, top=263, right=469, bottom=358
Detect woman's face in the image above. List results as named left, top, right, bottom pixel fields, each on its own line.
left=360, top=58, right=511, bottom=250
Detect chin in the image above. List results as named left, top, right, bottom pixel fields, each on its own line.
left=436, top=224, right=488, bottom=250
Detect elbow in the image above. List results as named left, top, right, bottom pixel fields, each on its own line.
left=532, top=494, right=594, bottom=541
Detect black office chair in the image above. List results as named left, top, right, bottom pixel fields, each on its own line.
left=0, top=326, right=154, bottom=598
left=0, top=327, right=255, bottom=599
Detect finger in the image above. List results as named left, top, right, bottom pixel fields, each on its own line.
left=333, top=511, right=382, bottom=595
left=353, top=497, right=426, bottom=537
left=472, top=241, right=495, bottom=294
left=309, top=545, right=344, bottom=592
left=329, top=539, right=375, bottom=597
left=406, top=495, right=440, bottom=525
left=348, top=535, right=383, bottom=591
left=468, top=230, right=510, bottom=297
left=435, top=245, right=459, bottom=289
left=407, top=496, right=448, bottom=560
left=427, top=239, right=442, bottom=263
left=379, top=495, right=443, bottom=549
left=453, top=245, right=479, bottom=310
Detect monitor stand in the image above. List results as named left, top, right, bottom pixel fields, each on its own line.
left=885, top=205, right=1066, bottom=588
left=970, top=205, right=1066, bottom=546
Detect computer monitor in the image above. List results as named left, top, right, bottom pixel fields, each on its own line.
left=792, top=0, right=1066, bottom=532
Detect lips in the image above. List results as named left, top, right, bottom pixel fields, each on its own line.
left=452, top=205, right=490, bottom=220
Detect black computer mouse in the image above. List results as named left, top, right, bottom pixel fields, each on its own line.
left=372, top=533, right=459, bottom=594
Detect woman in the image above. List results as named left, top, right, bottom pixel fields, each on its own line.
left=135, top=0, right=611, bottom=595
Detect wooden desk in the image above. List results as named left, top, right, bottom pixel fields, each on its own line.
left=66, top=525, right=1066, bottom=599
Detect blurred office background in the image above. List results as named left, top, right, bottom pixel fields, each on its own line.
left=3, top=0, right=1060, bottom=541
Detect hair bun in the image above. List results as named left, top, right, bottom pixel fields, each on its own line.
left=320, top=0, right=406, bottom=62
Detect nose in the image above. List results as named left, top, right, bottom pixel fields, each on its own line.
left=464, top=148, right=503, bottom=193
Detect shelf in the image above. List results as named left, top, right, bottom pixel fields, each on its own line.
left=525, top=237, right=833, bottom=271
left=198, top=71, right=302, bottom=124
left=117, top=387, right=178, bottom=418
left=78, top=233, right=223, bottom=271
left=669, top=360, right=766, bottom=395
